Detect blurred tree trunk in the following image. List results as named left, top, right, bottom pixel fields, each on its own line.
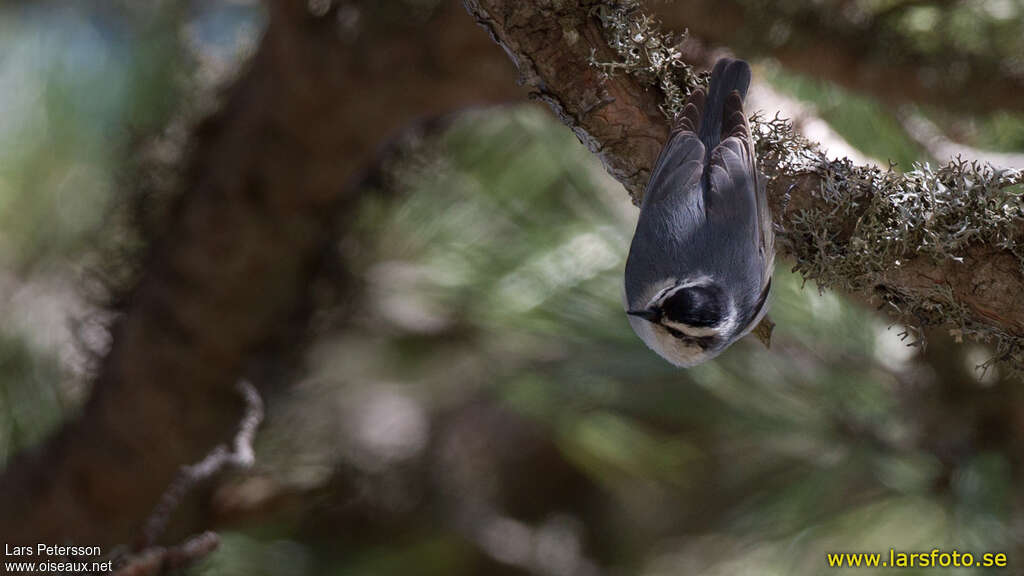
left=0, top=0, right=522, bottom=547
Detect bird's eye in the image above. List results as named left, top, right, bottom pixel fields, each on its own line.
left=665, top=326, right=685, bottom=339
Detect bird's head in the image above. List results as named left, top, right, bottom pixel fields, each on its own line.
left=626, top=278, right=756, bottom=367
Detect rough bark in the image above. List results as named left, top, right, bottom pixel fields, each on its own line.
left=0, top=0, right=521, bottom=546
left=465, top=0, right=670, bottom=196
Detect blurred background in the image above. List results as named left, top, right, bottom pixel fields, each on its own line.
left=1, top=0, right=1024, bottom=574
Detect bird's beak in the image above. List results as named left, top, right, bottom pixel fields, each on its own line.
left=627, top=308, right=661, bottom=323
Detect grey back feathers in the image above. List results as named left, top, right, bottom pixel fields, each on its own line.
left=624, top=57, right=774, bottom=367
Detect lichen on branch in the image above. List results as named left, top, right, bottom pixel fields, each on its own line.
left=786, top=152, right=1024, bottom=367
left=746, top=107, right=1024, bottom=368
left=588, top=0, right=706, bottom=119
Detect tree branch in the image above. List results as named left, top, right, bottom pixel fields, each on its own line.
left=111, top=532, right=220, bottom=576
left=463, top=0, right=1024, bottom=363
left=897, top=108, right=1024, bottom=170
left=0, top=0, right=522, bottom=546
left=650, top=0, right=1024, bottom=114
left=141, top=381, right=263, bottom=548
left=464, top=0, right=671, bottom=197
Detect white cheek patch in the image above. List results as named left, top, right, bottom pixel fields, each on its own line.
left=627, top=315, right=710, bottom=367
left=663, top=320, right=720, bottom=338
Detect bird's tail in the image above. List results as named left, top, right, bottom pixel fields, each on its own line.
left=698, top=58, right=751, bottom=154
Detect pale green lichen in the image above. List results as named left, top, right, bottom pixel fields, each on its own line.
left=778, top=146, right=1024, bottom=371
left=589, top=0, right=706, bottom=119
left=750, top=111, right=1024, bottom=371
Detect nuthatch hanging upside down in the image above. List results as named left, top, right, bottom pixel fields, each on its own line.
left=624, top=58, right=774, bottom=367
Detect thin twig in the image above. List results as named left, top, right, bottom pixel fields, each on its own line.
left=141, top=380, right=264, bottom=547
left=112, top=532, right=220, bottom=576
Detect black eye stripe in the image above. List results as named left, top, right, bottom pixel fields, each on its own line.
left=660, top=285, right=725, bottom=328
left=663, top=326, right=714, bottom=350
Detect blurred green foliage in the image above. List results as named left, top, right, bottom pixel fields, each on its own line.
left=0, top=331, right=63, bottom=463
left=761, top=65, right=930, bottom=168
left=886, top=0, right=1023, bottom=60
left=0, top=2, right=190, bottom=466
left=0, top=3, right=187, bottom=270
left=195, top=107, right=1014, bottom=574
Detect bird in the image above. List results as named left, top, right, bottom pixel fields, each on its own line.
left=624, top=57, right=774, bottom=367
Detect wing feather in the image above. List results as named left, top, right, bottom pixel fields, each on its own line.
left=708, top=91, right=774, bottom=286
left=642, top=93, right=706, bottom=209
